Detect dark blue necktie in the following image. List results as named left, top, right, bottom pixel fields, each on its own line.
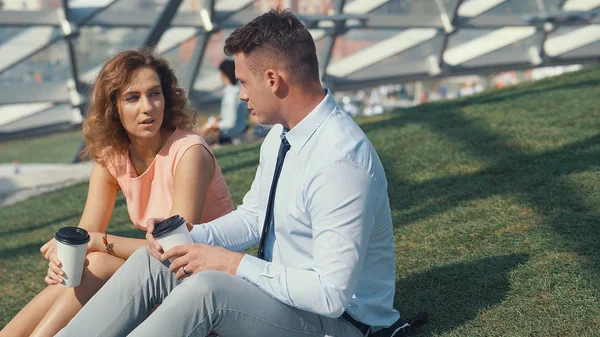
left=257, top=135, right=291, bottom=260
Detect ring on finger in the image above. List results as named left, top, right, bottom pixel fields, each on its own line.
left=182, top=265, right=192, bottom=275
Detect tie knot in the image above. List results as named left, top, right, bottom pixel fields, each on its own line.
left=278, top=136, right=291, bottom=160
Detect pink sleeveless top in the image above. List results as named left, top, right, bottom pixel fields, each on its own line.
left=105, top=128, right=234, bottom=230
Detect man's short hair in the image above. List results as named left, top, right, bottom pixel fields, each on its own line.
left=224, top=9, right=320, bottom=84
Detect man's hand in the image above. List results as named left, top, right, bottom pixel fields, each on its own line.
left=163, top=244, right=244, bottom=280
left=145, top=218, right=164, bottom=260
left=145, top=219, right=195, bottom=260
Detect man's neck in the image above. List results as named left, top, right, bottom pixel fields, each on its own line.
left=281, top=84, right=326, bottom=130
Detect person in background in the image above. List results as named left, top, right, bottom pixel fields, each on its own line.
left=200, top=59, right=249, bottom=145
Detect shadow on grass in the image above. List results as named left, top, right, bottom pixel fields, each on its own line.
left=398, top=254, right=528, bottom=336
left=0, top=195, right=126, bottom=240
left=363, top=93, right=600, bottom=274
left=0, top=213, right=80, bottom=238
left=384, top=132, right=600, bottom=228
left=0, top=242, right=45, bottom=260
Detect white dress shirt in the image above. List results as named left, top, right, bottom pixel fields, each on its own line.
left=191, top=89, right=400, bottom=329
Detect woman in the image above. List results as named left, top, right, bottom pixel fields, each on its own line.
left=0, top=49, right=234, bottom=337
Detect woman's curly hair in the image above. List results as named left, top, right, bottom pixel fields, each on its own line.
left=81, top=48, right=195, bottom=165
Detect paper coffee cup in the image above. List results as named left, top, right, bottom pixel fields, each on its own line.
left=153, top=215, right=193, bottom=258
left=55, top=227, right=90, bottom=288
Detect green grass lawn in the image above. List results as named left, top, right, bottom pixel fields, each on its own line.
left=0, top=130, right=83, bottom=163
left=2, top=67, right=600, bottom=336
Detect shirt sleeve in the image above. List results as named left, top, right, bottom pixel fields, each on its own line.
left=190, top=153, right=263, bottom=252
left=236, top=159, right=379, bottom=318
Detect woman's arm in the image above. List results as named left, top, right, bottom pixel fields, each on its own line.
left=77, top=162, right=119, bottom=233
left=42, top=162, right=122, bottom=283
left=94, top=145, right=213, bottom=261
left=171, top=144, right=214, bottom=224
left=78, top=163, right=145, bottom=260
left=41, top=161, right=119, bottom=260
left=145, top=144, right=214, bottom=258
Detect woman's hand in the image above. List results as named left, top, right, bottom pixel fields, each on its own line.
left=40, top=238, right=64, bottom=285
left=40, top=232, right=105, bottom=285
left=44, top=256, right=64, bottom=285
left=40, top=237, right=57, bottom=261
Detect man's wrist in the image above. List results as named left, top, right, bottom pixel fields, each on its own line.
left=228, top=251, right=244, bottom=276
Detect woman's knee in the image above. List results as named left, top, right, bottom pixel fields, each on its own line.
left=84, top=251, right=124, bottom=280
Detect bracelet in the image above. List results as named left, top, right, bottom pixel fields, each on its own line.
left=102, top=233, right=115, bottom=255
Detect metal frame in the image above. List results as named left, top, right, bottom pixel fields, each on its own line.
left=143, top=0, right=185, bottom=47
left=1, top=1, right=598, bottom=88
left=1, top=0, right=600, bottom=151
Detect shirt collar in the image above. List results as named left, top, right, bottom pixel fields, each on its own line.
left=285, top=89, right=336, bottom=155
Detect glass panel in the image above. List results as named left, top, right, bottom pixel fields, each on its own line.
left=177, top=0, right=202, bottom=12
left=0, top=27, right=29, bottom=45
left=161, top=34, right=199, bottom=80
left=293, top=0, right=334, bottom=14
left=196, top=28, right=235, bottom=85
left=314, top=33, right=328, bottom=55
left=0, top=103, right=70, bottom=130
left=177, top=0, right=239, bottom=12
left=561, top=40, right=600, bottom=59
left=541, top=0, right=564, bottom=12
left=446, top=28, right=496, bottom=49
left=463, top=35, right=538, bottom=67
left=545, top=26, right=584, bottom=39
left=74, top=27, right=150, bottom=81
left=111, top=0, right=168, bottom=11
left=546, top=26, right=600, bottom=59
left=345, top=34, right=444, bottom=82
left=384, top=34, right=444, bottom=65
left=482, top=0, right=559, bottom=15
left=254, top=0, right=334, bottom=14
left=344, top=0, right=443, bottom=15
left=372, top=0, right=440, bottom=15
left=442, top=0, right=462, bottom=14
left=1, top=0, right=61, bottom=11
left=0, top=39, right=70, bottom=85
left=330, top=29, right=404, bottom=63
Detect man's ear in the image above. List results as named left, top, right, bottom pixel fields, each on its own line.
left=264, top=69, right=280, bottom=94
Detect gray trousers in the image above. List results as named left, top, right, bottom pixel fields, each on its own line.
left=55, top=247, right=365, bottom=337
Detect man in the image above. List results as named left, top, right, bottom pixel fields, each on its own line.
left=200, top=59, right=249, bottom=145
left=57, top=9, right=403, bottom=337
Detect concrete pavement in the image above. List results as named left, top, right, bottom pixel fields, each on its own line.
left=0, top=162, right=93, bottom=207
